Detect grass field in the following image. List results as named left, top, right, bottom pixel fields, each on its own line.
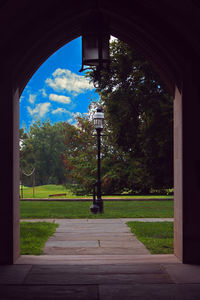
left=126, top=221, right=174, bottom=254
left=21, top=184, right=173, bottom=199
left=20, top=200, right=174, bottom=219
left=20, top=222, right=58, bottom=255
left=21, top=185, right=76, bottom=199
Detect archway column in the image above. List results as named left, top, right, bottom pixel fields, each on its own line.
left=0, top=70, right=20, bottom=264
left=174, top=62, right=200, bottom=263
left=174, top=86, right=183, bottom=261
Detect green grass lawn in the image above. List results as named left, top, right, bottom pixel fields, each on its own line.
left=20, top=222, right=58, bottom=255
left=126, top=221, right=174, bottom=254
left=21, top=184, right=173, bottom=199
left=20, top=200, right=173, bottom=219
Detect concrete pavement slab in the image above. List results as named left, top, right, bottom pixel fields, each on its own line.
left=26, top=263, right=165, bottom=274
left=0, top=285, right=98, bottom=300
left=163, top=264, right=200, bottom=283
left=23, top=264, right=172, bottom=285
left=99, top=239, right=150, bottom=250
left=55, top=222, right=127, bottom=228
left=55, top=219, right=89, bottom=224
left=0, top=265, right=32, bottom=284
left=120, top=218, right=174, bottom=222
left=99, top=284, right=200, bottom=300
left=24, top=272, right=172, bottom=285
left=16, top=254, right=179, bottom=264
left=43, top=247, right=150, bottom=255
left=47, top=233, right=135, bottom=241
left=55, top=225, right=127, bottom=231
left=55, top=227, right=130, bottom=233
left=45, top=240, right=99, bottom=248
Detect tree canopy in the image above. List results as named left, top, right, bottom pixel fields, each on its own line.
left=89, top=40, right=173, bottom=192
left=20, top=120, right=66, bottom=186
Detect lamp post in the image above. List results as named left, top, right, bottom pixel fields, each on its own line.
left=90, top=107, right=104, bottom=214
left=79, top=12, right=109, bottom=213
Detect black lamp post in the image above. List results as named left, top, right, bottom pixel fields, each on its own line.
left=79, top=12, right=109, bottom=213
left=90, top=107, right=104, bottom=214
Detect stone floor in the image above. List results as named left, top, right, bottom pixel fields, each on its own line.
left=2, top=218, right=200, bottom=299
left=1, top=262, right=200, bottom=299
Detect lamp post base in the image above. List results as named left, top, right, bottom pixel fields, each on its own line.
left=90, top=203, right=99, bottom=214
left=96, top=198, right=104, bottom=214
left=90, top=200, right=103, bottom=214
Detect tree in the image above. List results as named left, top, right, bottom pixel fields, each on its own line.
left=63, top=114, right=98, bottom=194
left=89, top=40, right=173, bottom=193
left=20, top=120, right=66, bottom=186
left=63, top=110, right=138, bottom=195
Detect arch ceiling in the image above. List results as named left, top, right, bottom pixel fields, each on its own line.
left=0, top=0, right=199, bottom=95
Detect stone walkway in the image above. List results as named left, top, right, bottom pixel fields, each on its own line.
left=43, top=219, right=152, bottom=255
left=25, top=218, right=171, bottom=256
left=22, top=218, right=173, bottom=256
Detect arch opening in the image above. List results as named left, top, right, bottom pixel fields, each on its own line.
left=18, top=35, right=174, bottom=258
left=3, top=2, right=200, bottom=264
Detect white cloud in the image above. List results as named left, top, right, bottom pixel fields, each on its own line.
left=52, top=108, right=72, bottom=115
left=40, top=88, right=47, bottom=97
left=49, top=93, right=71, bottom=104
left=46, top=68, right=94, bottom=95
left=67, top=118, right=74, bottom=124
left=27, top=102, right=51, bottom=118
left=28, top=94, right=37, bottom=104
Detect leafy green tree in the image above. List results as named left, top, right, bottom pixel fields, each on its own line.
left=63, top=115, right=97, bottom=194
left=20, top=120, right=66, bottom=186
left=63, top=111, right=136, bottom=195
left=89, top=40, right=173, bottom=193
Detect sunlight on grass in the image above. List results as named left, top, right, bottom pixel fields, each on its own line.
left=21, top=185, right=76, bottom=198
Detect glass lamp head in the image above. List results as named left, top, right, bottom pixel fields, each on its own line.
left=94, top=107, right=104, bottom=130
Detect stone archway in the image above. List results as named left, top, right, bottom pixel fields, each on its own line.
left=1, top=0, right=200, bottom=264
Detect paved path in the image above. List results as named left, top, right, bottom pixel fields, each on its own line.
left=13, top=218, right=200, bottom=299
left=3, top=260, right=200, bottom=299
left=39, top=218, right=173, bottom=255
left=43, top=219, right=149, bottom=255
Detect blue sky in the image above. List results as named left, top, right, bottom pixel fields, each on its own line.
left=20, top=37, right=99, bottom=129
